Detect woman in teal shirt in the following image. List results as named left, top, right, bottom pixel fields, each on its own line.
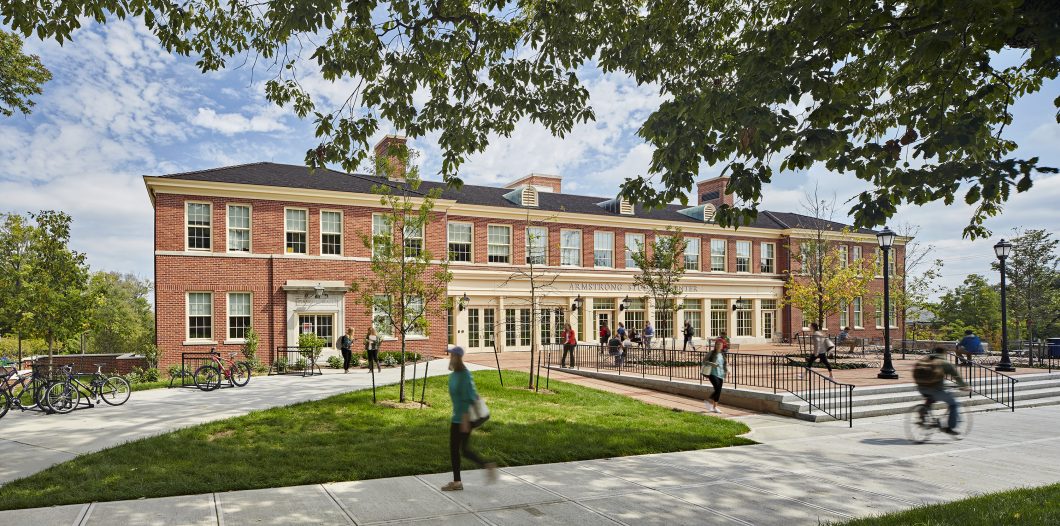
left=702, top=333, right=728, bottom=414
left=441, top=346, right=496, bottom=491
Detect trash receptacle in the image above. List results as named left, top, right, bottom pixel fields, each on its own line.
left=1048, top=338, right=1060, bottom=358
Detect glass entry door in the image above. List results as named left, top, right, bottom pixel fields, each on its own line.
left=595, top=311, right=612, bottom=342
left=539, top=308, right=565, bottom=345
left=467, top=308, right=496, bottom=350
left=762, top=310, right=775, bottom=340
left=298, top=314, right=335, bottom=348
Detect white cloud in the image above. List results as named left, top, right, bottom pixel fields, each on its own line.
left=191, top=107, right=288, bottom=135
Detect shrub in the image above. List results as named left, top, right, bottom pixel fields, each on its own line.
left=326, top=356, right=343, bottom=369
left=381, top=354, right=398, bottom=367
left=350, top=355, right=361, bottom=367
left=298, top=333, right=327, bottom=362
left=242, top=328, right=259, bottom=362
left=274, top=357, right=288, bottom=373
left=126, top=367, right=160, bottom=384
left=166, top=364, right=189, bottom=379
left=295, top=358, right=309, bottom=371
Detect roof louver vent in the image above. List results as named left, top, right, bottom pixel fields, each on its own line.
left=619, top=197, right=634, bottom=215
left=503, top=185, right=539, bottom=207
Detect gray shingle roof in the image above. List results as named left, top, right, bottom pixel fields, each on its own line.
left=155, top=162, right=871, bottom=233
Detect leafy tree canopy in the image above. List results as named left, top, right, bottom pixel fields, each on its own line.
left=4, top=1, right=1057, bottom=236
left=0, top=29, right=51, bottom=117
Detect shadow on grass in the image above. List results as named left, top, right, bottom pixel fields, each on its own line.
left=0, top=370, right=753, bottom=511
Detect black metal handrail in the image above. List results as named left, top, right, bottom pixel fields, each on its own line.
left=949, top=353, right=1018, bottom=411
left=547, top=343, right=855, bottom=427
left=270, top=346, right=324, bottom=377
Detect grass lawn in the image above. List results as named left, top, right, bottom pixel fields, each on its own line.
left=0, top=370, right=752, bottom=510
left=838, top=483, right=1060, bottom=525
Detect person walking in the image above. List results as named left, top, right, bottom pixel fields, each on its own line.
left=598, top=323, right=610, bottom=353
left=364, top=326, right=382, bottom=372
left=339, top=327, right=355, bottom=373
left=442, top=346, right=497, bottom=491
left=701, top=333, right=728, bottom=413
left=643, top=321, right=654, bottom=351
left=682, top=321, right=695, bottom=351
left=807, top=322, right=835, bottom=379
left=616, top=322, right=627, bottom=342
left=561, top=323, right=577, bottom=368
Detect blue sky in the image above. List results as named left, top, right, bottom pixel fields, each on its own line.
left=1, top=17, right=1057, bottom=297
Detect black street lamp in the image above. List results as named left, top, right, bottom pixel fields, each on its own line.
left=994, top=239, right=1015, bottom=372
left=876, top=226, right=899, bottom=379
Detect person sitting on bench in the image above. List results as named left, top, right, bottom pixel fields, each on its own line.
left=836, top=327, right=858, bottom=352
left=955, top=329, right=985, bottom=364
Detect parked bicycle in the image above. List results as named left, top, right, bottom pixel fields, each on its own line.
left=43, top=364, right=132, bottom=415
left=0, top=365, right=51, bottom=419
left=904, top=387, right=974, bottom=444
left=194, top=349, right=251, bottom=391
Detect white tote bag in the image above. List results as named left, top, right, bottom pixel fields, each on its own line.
left=468, top=397, right=490, bottom=428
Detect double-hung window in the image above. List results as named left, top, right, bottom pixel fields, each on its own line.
left=285, top=208, right=307, bottom=254
left=403, top=222, right=423, bottom=258
left=227, top=292, right=251, bottom=340
left=372, top=295, right=393, bottom=336
left=838, top=245, right=849, bottom=268
left=853, top=296, right=863, bottom=328
left=372, top=214, right=391, bottom=258
left=447, top=222, right=472, bottom=262
left=526, top=226, right=548, bottom=265
left=321, top=211, right=342, bottom=255
left=186, top=202, right=212, bottom=250
left=226, top=205, right=250, bottom=252
left=760, top=242, right=775, bottom=273
left=839, top=299, right=849, bottom=329
left=561, top=229, right=581, bottom=266
left=735, top=241, right=751, bottom=272
left=187, top=292, right=213, bottom=340
left=624, top=233, right=644, bottom=269
left=593, top=231, right=614, bottom=267
left=684, top=237, right=700, bottom=271
left=487, top=225, right=511, bottom=263
left=710, top=239, right=726, bottom=271
left=852, top=245, right=863, bottom=263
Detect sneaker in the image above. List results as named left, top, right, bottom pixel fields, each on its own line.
left=710, top=407, right=722, bottom=414
left=441, top=481, right=463, bottom=491
left=484, top=463, right=499, bottom=484
left=941, top=428, right=960, bottom=436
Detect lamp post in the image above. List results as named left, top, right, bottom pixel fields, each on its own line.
left=994, top=239, right=1015, bottom=372
left=876, top=226, right=898, bottom=379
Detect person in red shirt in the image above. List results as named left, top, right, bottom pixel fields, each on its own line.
left=561, top=323, right=577, bottom=367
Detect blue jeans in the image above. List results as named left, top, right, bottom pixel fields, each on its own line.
left=918, top=386, right=959, bottom=430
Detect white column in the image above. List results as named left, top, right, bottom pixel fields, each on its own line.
left=497, top=296, right=506, bottom=352
left=583, top=297, right=595, bottom=342
left=753, top=298, right=762, bottom=339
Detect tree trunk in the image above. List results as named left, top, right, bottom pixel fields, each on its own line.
left=399, top=332, right=407, bottom=402
left=17, top=331, right=22, bottom=365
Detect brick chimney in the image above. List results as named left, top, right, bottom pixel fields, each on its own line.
left=696, top=176, right=733, bottom=207
left=374, top=135, right=408, bottom=182
left=505, top=173, right=562, bottom=193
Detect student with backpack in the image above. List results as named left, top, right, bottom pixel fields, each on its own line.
left=683, top=321, right=695, bottom=351
left=807, top=323, right=835, bottom=379
left=913, top=347, right=970, bottom=435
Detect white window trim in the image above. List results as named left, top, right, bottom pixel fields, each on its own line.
left=838, top=245, right=849, bottom=268
left=185, top=201, right=213, bottom=252
left=447, top=221, right=474, bottom=263
left=225, top=203, right=252, bottom=253
left=319, top=209, right=344, bottom=257
left=560, top=228, right=582, bottom=267
left=683, top=237, right=701, bottom=272
left=284, top=207, right=309, bottom=255
left=760, top=242, right=776, bottom=273
left=185, top=291, right=216, bottom=344
left=624, top=232, right=645, bottom=269
left=225, top=292, right=252, bottom=344
left=593, top=230, right=614, bottom=269
left=486, top=223, right=513, bottom=265
left=525, top=226, right=549, bottom=266
left=710, top=239, right=727, bottom=272
left=402, top=219, right=425, bottom=259
left=371, top=212, right=391, bottom=257
left=735, top=240, right=752, bottom=273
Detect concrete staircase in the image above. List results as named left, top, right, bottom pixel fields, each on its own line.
left=784, top=372, right=1060, bottom=422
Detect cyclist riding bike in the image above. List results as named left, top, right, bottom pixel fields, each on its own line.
left=913, top=347, right=970, bottom=435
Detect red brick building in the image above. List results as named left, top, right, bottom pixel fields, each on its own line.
left=145, top=137, right=905, bottom=368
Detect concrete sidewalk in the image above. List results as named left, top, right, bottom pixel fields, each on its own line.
left=5, top=405, right=1059, bottom=525
left=0, top=360, right=478, bottom=486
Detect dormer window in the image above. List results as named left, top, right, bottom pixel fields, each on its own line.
left=503, top=185, right=539, bottom=207
left=677, top=203, right=718, bottom=223
left=596, top=197, right=635, bottom=215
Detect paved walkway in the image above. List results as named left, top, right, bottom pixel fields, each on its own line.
left=0, top=360, right=479, bottom=486
left=5, top=405, right=1060, bottom=525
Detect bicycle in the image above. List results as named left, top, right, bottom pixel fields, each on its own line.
left=43, top=364, right=132, bottom=414
left=0, top=365, right=52, bottom=419
left=904, top=385, right=974, bottom=443
left=194, top=350, right=251, bottom=391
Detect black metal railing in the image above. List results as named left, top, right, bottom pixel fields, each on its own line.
left=172, top=352, right=217, bottom=387
left=950, top=353, right=1018, bottom=411
left=269, top=346, right=324, bottom=377
left=546, top=343, right=856, bottom=427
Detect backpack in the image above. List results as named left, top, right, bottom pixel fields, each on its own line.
left=913, top=358, right=945, bottom=387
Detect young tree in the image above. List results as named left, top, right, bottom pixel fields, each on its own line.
left=992, top=229, right=1059, bottom=343
left=0, top=213, right=35, bottom=362
left=631, top=227, right=687, bottom=347
left=785, top=249, right=875, bottom=333
left=8, top=2, right=1057, bottom=235
left=351, top=146, right=452, bottom=403
left=84, top=272, right=155, bottom=359
left=23, top=211, right=90, bottom=360
left=0, top=30, right=51, bottom=117
left=500, top=209, right=561, bottom=389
